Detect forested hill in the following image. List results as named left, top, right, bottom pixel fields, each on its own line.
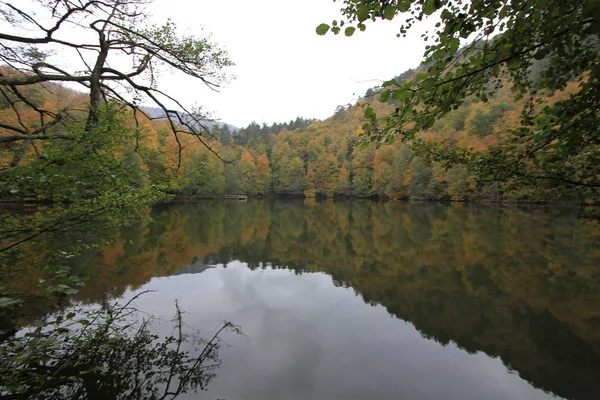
left=0, top=67, right=594, bottom=203
left=193, top=67, right=593, bottom=202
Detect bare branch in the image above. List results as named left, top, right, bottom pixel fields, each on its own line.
left=0, top=72, right=91, bottom=85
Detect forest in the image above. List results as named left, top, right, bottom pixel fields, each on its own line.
left=204, top=70, right=596, bottom=202
left=2, top=68, right=596, bottom=204
left=1, top=0, right=597, bottom=204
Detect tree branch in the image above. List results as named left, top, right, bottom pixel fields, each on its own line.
left=0, top=132, right=75, bottom=144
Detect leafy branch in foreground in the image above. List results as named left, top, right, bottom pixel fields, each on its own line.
left=0, top=290, right=241, bottom=399
left=0, top=104, right=172, bottom=254
left=0, top=3, right=240, bottom=397
left=322, top=0, right=600, bottom=193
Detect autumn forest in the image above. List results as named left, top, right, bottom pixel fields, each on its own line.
left=2, top=64, right=594, bottom=204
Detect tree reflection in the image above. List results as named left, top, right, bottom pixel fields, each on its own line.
left=5, top=200, right=600, bottom=400
left=1, top=292, right=239, bottom=399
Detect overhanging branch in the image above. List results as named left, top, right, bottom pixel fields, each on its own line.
left=0, top=133, right=75, bottom=143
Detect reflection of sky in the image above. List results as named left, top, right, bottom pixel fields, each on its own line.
left=120, top=262, right=559, bottom=400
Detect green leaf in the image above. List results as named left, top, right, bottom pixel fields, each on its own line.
left=380, top=90, right=391, bottom=102
left=316, top=24, right=330, bottom=35
left=423, top=0, right=437, bottom=16
left=383, top=5, right=396, bottom=20
left=344, top=27, right=356, bottom=37
left=432, top=49, right=446, bottom=60
left=421, top=79, right=435, bottom=89
left=441, top=9, right=452, bottom=20
left=364, top=107, right=374, bottom=119
left=392, top=88, right=412, bottom=100
left=449, top=38, right=460, bottom=54
left=398, top=0, right=411, bottom=12
left=357, top=5, right=370, bottom=22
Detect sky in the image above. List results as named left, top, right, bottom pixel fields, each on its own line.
left=150, top=0, right=434, bottom=128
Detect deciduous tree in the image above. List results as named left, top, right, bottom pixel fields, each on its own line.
left=0, top=0, right=232, bottom=167
left=320, top=0, right=600, bottom=191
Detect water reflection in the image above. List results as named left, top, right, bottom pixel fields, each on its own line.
left=10, top=200, right=600, bottom=399
left=136, top=264, right=556, bottom=400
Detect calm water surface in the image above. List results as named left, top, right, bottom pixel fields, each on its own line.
left=18, top=200, right=600, bottom=399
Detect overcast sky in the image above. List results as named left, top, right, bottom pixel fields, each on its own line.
left=150, top=0, right=433, bottom=128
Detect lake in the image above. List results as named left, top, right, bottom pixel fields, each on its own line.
left=16, top=199, right=600, bottom=399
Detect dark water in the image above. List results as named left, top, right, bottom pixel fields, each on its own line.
left=16, top=200, right=600, bottom=399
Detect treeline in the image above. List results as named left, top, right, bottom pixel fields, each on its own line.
left=171, top=74, right=592, bottom=202
left=224, top=118, right=315, bottom=146
left=1, top=66, right=594, bottom=203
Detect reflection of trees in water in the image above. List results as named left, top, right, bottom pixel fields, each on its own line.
left=8, top=200, right=600, bottom=399
left=1, top=291, right=239, bottom=399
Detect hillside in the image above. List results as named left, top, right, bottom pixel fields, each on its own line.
left=188, top=68, right=595, bottom=203
left=1, top=65, right=595, bottom=204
